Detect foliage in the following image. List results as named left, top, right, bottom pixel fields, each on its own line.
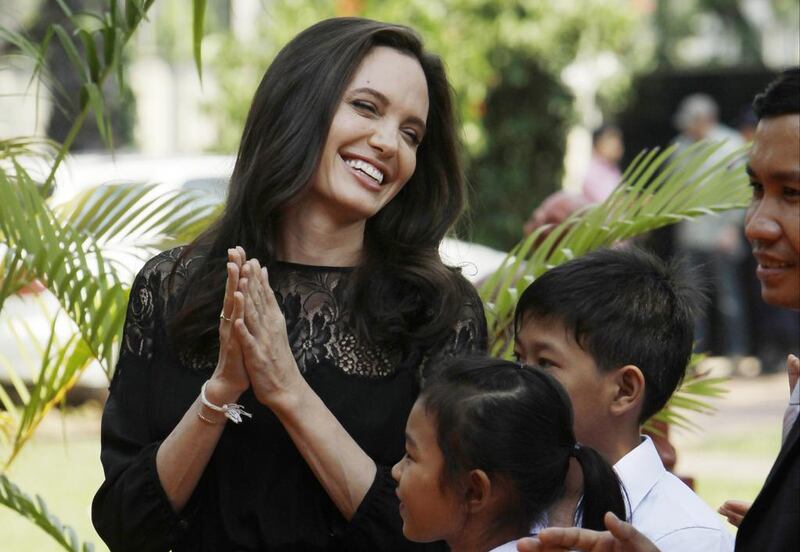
left=0, top=473, right=94, bottom=552
left=466, top=52, right=574, bottom=249
left=650, top=0, right=799, bottom=68
left=205, top=0, right=642, bottom=155
left=0, top=0, right=211, bottom=547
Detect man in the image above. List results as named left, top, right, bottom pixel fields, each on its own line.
left=671, top=94, right=752, bottom=373
left=518, top=67, right=800, bottom=552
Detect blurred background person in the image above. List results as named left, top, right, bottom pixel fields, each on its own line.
left=671, top=93, right=755, bottom=376
left=582, top=124, right=625, bottom=203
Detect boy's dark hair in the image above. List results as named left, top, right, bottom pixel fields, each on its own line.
left=514, top=247, right=706, bottom=423
left=753, top=67, right=800, bottom=120
left=421, top=357, right=627, bottom=534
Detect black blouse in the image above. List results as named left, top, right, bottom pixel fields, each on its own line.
left=92, top=247, right=487, bottom=551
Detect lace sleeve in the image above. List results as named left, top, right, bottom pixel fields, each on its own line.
left=92, top=249, right=192, bottom=552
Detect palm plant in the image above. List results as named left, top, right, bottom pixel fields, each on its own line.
left=0, top=1, right=209, bottom=549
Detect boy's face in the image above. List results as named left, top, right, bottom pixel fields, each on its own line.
left=514, top=315, right=616, bottom=447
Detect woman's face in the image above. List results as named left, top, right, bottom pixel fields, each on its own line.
left=304, top=46, right=429, bottom=225
left=391, top=400, right=465, bottom=544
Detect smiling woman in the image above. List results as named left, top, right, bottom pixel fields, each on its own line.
left=287, top=46, right=429, bottom=231
left=91, top=17, right=486, bottom=552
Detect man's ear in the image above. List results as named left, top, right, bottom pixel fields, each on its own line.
left=464, top=469, right=494, bottom=514
left=609, top=365, right=645, bottom=417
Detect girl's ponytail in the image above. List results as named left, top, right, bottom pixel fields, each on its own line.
left=572, top=444, right=628, bottom=531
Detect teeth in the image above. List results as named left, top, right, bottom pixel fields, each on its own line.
left=344, top=158, right=384, bottom=184
left=762, top=263, right=790, bottom=269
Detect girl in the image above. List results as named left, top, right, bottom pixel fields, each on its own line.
left=93, top=18, right=485, bottom=551
left=392, top=357, right=627, bottom=552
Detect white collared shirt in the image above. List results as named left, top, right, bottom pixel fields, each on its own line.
left=615, top=436, right=734, bottom=552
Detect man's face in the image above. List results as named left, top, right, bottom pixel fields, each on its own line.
left=745, top=114, right=800, bottom=310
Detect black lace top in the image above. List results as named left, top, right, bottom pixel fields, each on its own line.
left=92, top=247, right=487, bottom=552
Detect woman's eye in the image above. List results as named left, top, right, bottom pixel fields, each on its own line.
left=402, top=129, right=420, bottom=146
left=352, top=100, right=377, bottom=114
left=537, top=358, right=554, bottom=369
left=749, top=181, right=764, bottom=198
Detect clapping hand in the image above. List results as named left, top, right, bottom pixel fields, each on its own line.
left=206, top=247, right=250, bottom=401
left=233, top=255, right=303, bottom=411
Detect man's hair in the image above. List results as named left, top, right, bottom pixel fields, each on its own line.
left=753, top=67, right=800, bottom=120
left=514, top=248, right=707, bottom=422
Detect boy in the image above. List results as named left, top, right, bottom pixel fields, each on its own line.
left=513, top=247, right=733, bottom=551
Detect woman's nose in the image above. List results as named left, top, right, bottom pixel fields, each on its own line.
left=367, top=123, right=398, bottom=157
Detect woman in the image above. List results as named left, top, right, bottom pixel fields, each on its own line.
left=92, top=18, right=486, bottom=552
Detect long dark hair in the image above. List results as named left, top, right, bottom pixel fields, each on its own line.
left=420, top=357, right=627, bottom=534
left=169, top=18, right=470, bottom=358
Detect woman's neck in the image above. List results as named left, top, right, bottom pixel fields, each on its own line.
left=278, top=205, right=365, bottom=266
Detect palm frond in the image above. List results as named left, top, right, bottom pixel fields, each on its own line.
left=0, top=160, right=218, bottom=466
left=0, top=298, right=96, bottom=467
left=0, top=473, right=95, bottom=552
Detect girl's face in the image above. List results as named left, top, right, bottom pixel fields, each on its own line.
left=302, top=45, right=429, bottom=226
left=391, top=400, right=466, bottom=543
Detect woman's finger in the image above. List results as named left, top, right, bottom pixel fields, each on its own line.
left=232, top=289, right=245, bottom=322
left=227, top=247, right=240, bottom=267
left=221, top=262, right=239, bottom=321
left=258, top=263, right=275, bottom=308
left=240, top=277, right=263, bottom=331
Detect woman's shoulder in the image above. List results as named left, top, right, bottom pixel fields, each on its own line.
left=137, top=246, right=201, bottom=279
left=449, top=269, right=485, bottom=315
left=137, top=246, right=205, bottom=284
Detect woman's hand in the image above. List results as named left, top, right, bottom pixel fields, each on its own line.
left=206, top=247, right=250, bottom=404
left=234, top=257, right=304, bottom=411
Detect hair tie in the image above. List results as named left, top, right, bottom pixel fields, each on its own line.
left=570, top=443, right=582, bottom=457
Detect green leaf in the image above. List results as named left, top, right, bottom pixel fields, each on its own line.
left=51, top=25, right=89, bottom=83
left=0, top=474, right=95, bottom=552
left=193, top=0, right=207, bottom=83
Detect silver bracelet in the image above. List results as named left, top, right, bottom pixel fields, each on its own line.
left=200, top=381, right=252, bottom=424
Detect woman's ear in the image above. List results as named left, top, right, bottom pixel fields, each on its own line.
left=464, top=469, right=493, bottom=514
left=609, top=365, right=645, bottom=418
